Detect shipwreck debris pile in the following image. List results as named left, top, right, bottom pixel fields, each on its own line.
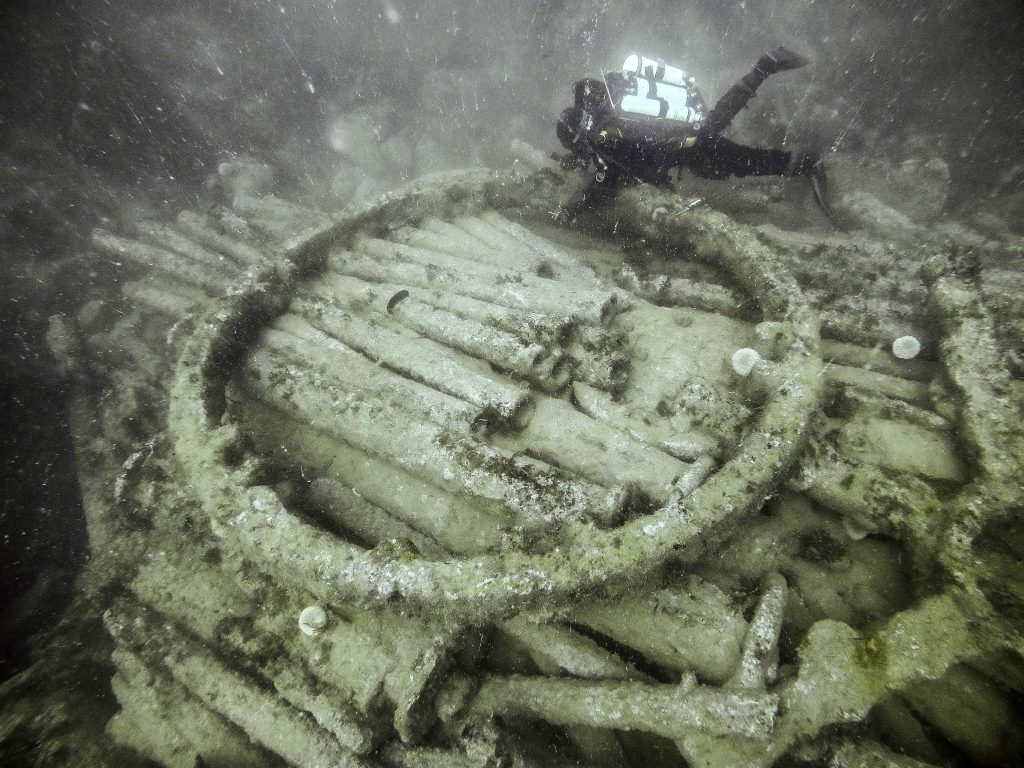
left=5, top=167, right=1023, bottom=767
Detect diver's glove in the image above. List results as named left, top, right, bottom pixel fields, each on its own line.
left=553, top=151, right=590, bottom=172
left=757, top=47, right=809, bottom=75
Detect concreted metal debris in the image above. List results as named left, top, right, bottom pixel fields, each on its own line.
left=5, top=165, right=1024, bottom=767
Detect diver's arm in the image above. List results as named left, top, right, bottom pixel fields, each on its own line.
left=701, top=47, right=808, bottom=137
left=556, top=175, right=622, bottom=224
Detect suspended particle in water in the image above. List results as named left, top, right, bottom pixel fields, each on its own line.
left=382, top=1, right=401, bottom=24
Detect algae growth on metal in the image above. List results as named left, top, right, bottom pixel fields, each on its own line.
left=4, top=164, right=1024, bottom=768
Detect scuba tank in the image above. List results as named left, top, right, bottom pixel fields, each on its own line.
left=623, top=54, right=689, bottom=87
left=612, top=54, right=708, bottom=127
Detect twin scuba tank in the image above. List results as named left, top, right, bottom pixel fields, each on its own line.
left=614, top=54, right=708, bottom=127
left=567, top=54, right=709, bottom=180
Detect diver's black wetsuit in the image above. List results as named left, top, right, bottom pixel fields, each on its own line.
left=557, top=48, right=818, bottom=199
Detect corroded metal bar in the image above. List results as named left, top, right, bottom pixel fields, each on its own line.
left=379, top=742, right=495, bottom=768
left=291, top=292, right=532, bottom=429
left=234, top=355, right=623, bottom=530
left=391, top=223, right=506, bottom=265
left=308, top=477, right=448, bottom=558
left=497, top=395, right=694, bottom=503
left=395, top=217, right=599, bottom=297
left=136, top=221, right=244, bottom=276
left=501, top=621, right=632, bottom=768
left=86, top=320, right=164, bottom=382
left=924, top=256, right=1024, bottom=593
left=403, top=219, right=495, bottom=259
left=230, top=393, right=511, bottom=551
left=105, top=600, right=374, bottom=768
left=773, top=593, right=980, bottom=761
left=617, top=265, right=744, bottom=317
left=501, top=616, right=648, bottom=682
left=673, top=455, right=715, bottom=497
left=728, top=573, right=788, bottom=690
left=449, top=215, right=604, bottom=286
left=388, top=224, right=476, bottom=259
left=264, top=319, right=482, bottom=430
left=570, top=583, right=748, bottom=685
left=571, top=381, right=717, bottom=461
left=821, top=339, right=938, bottom=381
left=129, top=533, right=464, bottom=746
left=307, top=270, right=570, bottom=351
left=418, top=215, right=600, bottom=289
left=410, top=287, right=574, bottom=346
left=818, top=299, right=930, bottom=351
left=478, top=211, right=596, bottom=273
left=755, top=225, right=928, bottom=306
left=824, top=362, right=932, bottom=405
left=109, top=648, right=271, bottom=768
left=565, top=324, right=630, bottom=393
left=386, top=298, right=565, bottom=387
left=465, top=675, right=777, bottom=742
left=567, top=344, right=629, bottom=393
left=93, top=230, right=228, bottom=295
left=122, top=280, right=204, bottom=317
left=374, top=285, right=575, bottom=346
left=791, top=451, right=942, bottom=556
left=330, top=249, right=620, bottom=326
left=233, top=194, right=329, bottom=242
left=838, top=388, right=951, bottom=432
left=129, top=555, right=377, bottom=754
left=238, top=342, right=451, bottom=448
left=354, top=235, right=505, bottom=281
left=175, top=210, right=266, bottom=267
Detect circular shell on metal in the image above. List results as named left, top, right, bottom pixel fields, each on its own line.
left=298, top=605, right=328, bottom=636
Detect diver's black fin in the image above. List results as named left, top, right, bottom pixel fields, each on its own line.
left=809, top=162, right=844, bottom=230
left=763, top=47, right=809, bottom=73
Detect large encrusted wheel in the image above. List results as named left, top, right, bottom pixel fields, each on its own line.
left=167, top=169, right=823, bottom=621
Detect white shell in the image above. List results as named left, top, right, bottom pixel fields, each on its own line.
left=298, top=605, right=328, bottom=636
left=731, top=348, right=762, bottom=377
left=891, top=335, right=921, bottom=360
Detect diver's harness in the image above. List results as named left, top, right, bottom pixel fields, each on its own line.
left=569, top=54, right=708, bottom=184
left=566, top=110, right=615, bottom=182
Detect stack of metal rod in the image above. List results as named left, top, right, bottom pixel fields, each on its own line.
left=228, top=211, right=728, bottom=554
left=17, top=169, right=1022, bottom=768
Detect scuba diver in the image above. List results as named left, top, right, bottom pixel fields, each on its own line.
left=555, top=48, right=837, bottom=225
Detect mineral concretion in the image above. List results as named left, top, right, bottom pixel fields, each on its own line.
left=3, top=166, right=1023, bottom=768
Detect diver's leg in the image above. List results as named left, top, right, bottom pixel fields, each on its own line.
left=689, top=137, right=794, bottom=179
left=701, top=47, right=808, bottom=137
left=689, top=139, right=842, bottom=227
